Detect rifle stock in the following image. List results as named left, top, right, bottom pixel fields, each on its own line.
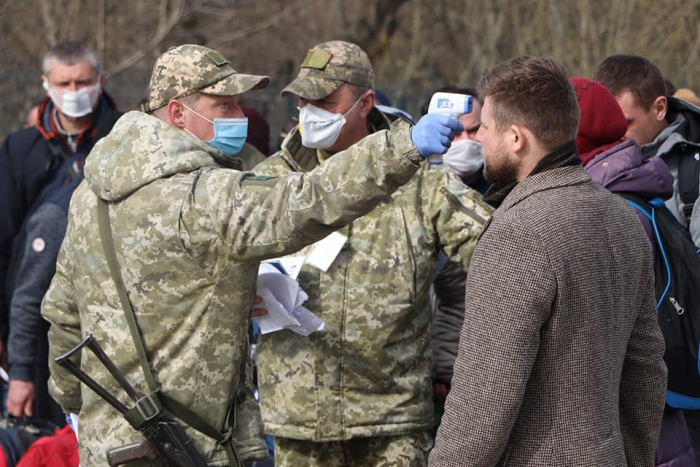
left=55, top=334, right=208, bottom=466
left=107, top=439, right=159, bottom=466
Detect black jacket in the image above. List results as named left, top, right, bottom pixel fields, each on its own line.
left=641, top=96, right=700, bottom=246
left=0, top=93, right=117, bottom=340
left=8, top=192, right=71, bottom=381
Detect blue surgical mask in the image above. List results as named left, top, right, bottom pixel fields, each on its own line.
left=182, top=102, right=248, bottom=157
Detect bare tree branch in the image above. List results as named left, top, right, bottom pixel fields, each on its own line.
left=5, top=0, right=700, bottom=144
left=547, top=0, right=570, bottom=69
left=193, top=0, right=247, bottom=19
left=208, top=0, right=321, bottom=49
left=334, top=0, right=349, bottom=38
left=577, top=0, right=592, bottom=75
left=61, top=0, right=84, bottom=42
left=98, top=0, right=106, bottom=67
left=0, top=0, right=14, bottom=15
left=158, top=0, right=168, bottom=33
left=676, top=23, right=700, bottom=82
left=484, top=0, right=505, bottom=66
left=364, top=0, right=409, bottom=59
left=105, top=0, right=191, bottom=79
left=39, top=0, right=57, bottom=47
left=394, top=0, right=424, bottom=99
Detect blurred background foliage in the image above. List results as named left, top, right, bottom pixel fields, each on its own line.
left=1, top=0, right=699, bottom=143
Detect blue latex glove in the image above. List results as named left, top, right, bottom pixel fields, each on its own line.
left=410, top=114, right=464, bottom=157
left=65, top=413, right=74, bottom=430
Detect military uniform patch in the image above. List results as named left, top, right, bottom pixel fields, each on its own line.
left=301, top=50, right=331, bottom=70
left=240, top=174, right=279, bottom=188
left=206, top=51, right=230, bottom=67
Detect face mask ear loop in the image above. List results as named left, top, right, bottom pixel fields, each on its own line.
left=180, top=101, right=214, bottom=143
left=181, top=101, right=215, bottom=125
left=342, top=91, right=368, bottom=118
left=301, top=90, right=367, bottom=121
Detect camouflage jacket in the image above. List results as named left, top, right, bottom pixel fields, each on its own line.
left=253, top=110, right=493, bottom=441
left=238, top=142, right=267, bottom=171
left=41, top=111, right=422, bottom=466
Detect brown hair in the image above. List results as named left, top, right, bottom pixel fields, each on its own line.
left=477, top=56, right=579, bottom=150
left=593, top=55, right=666, bottom=110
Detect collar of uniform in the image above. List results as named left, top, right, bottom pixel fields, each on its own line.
left=280, top=125, right=319, bottom=172
left=316, top=148, right=331, bottom=164
left=83, top=111, right=230, bottom=202
left=366, top=106, right=391, bottom=132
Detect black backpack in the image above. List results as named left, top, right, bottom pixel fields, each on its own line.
left=678, top=145, right=700, bottom=221
left=624, top=195, right=700, bottom=409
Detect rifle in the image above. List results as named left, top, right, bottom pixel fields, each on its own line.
left=55, top=334, right=208, bottom=467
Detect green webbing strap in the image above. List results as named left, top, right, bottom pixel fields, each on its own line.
left=96, top=198, right=242, bottom=467
left=97, top=200, right=159, bottom=397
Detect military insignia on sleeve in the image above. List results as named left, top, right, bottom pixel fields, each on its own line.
left=240, top=174, right=279, bottom=188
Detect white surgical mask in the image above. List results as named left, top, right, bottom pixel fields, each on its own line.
left=298, top=95, right=364, bottom=149
left=43, top=80, right=101, bottom=118
left=442, top=139, right=484, bottom=177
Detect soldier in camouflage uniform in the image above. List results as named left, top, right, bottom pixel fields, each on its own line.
left=41, top=44, right=461, bottom=466
left=253, top=41, right=493, bottom=467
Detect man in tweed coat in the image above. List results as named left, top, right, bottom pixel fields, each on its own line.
left=429, top=56, right=668, bottom=466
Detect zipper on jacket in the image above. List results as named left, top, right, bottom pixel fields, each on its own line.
left=337, top=222, right=352, bottom=440
left=440, top=187, right=488, bottom=225
left=398, top=207, right=418, bottom=302
left=670, top=297, right=685, bottom=315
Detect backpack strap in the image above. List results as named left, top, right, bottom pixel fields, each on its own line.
left=678, top=150, right=700, bottom=220
left=622, top=195, right=673, bottom=307
left=96, top=198, right=242, bottom=467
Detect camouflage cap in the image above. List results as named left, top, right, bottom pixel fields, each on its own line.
left=144, top=44, right=270, bottom=113
left=281, top=41, right=375, bottom=100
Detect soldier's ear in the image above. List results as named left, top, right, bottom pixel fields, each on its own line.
left=359, top=91, right=375, bottom=119
left=168, top=100, right=186, bottom=128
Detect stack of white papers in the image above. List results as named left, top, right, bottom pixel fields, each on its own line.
left=304, top=231, right=348, bottom=272
left=273, top=256, right=305, bottom=280
left=253, top=262, right=324, bottom=336
left=69, top=413, right=79, bottom=441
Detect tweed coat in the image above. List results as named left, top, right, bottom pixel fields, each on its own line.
left=429, top=165, right=667, bottom=467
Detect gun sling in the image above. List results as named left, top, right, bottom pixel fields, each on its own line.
left=97, top=198, right=242, bottom=467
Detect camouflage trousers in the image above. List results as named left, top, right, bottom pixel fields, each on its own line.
left=273, top=431, right=433, bottom=467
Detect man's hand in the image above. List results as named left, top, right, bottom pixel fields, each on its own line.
left=252, top=296, right=267, bottom=317
left=7, top=379, right=35, bottom=417
left=411, top=114, right=464, bottom=157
